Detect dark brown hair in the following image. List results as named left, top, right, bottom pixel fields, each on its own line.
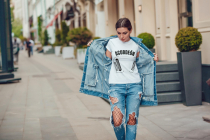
left=115, top=18, right=132, bottom=31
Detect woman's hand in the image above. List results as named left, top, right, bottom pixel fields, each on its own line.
left=153, top=53, right=159, bottom=62
left=87, top=40, right=93, bottom=46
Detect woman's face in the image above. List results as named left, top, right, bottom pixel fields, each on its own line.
left=116, top=27, right=132, bottom=42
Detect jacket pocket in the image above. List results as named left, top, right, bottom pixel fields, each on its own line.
left=141, top=72, right=154, bottom=99
left=85, top=63, right=99, bottom=86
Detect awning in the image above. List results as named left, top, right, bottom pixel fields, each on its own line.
left=46, top=11, right=62, bottom=29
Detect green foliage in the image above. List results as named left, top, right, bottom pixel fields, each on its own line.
left=137, top=32, right=155, bottom=49
left=61, top=21, right=69, bottom=45
left=67, top=27, right=92, bottom=46
left=10, top=7, right=14, bottom=23
left=42, top=29, right=50, bottom=46
left=175, top=27, right=202, bottom=52
left=37, top=16, right=43, bottom=42
left=12, top=18, right=23, bottom=38
left=93, top=37, right=101, bottom=40
left=53, top=29, right=63, bottom=47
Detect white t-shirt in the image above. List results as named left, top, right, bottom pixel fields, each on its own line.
left=106, top=38, right=141, bottom=84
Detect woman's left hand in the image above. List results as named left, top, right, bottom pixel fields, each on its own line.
left=153, top=53, right=159, bottom=62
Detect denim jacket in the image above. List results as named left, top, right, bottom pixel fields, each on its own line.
left=79, top=36, right=158, bottom=106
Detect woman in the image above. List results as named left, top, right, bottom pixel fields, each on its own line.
left=82, top=18, right=158, bottom=140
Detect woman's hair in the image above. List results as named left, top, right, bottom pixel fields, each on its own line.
left=115, top=18, right=132, bottom=31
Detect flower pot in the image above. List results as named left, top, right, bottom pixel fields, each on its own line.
left=77, top=48, right=87, bottom=64
left=43, top=46, right=52, bottom=53
left=62, top=46, right=75, bottom=59
left=177, top=51, right=202, bottom=106
left=55, top=46, right=61, bottom=56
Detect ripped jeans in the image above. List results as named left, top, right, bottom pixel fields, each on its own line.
left=108, top=82, right=143, bottom=140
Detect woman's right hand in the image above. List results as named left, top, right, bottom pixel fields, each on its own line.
left=87, top=40, right=93, bottom=46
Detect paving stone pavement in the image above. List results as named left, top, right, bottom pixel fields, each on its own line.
left=0, top=50, right=210, bottom=140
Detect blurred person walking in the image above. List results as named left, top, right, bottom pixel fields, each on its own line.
left=30, top=38, right=34, bottom=56
left=25, top=38, right=32, bottom=57
left=13, top=38, right=20, bottom=64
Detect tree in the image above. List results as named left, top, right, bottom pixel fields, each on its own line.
left=61, top=21, right=69, bottom=45
left=12, top=18, right=23, bottom=38
left=42, top=29, right=50, bottom=46
left=37, top=16, right=43, bottom=42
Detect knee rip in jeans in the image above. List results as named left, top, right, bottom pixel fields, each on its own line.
left=110, top=96, right=118, bottom=104
left=127, top=112, right=136, bottom=125
left=112, top=106, right=123, bottom=127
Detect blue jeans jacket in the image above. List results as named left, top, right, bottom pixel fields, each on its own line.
left=79, top=36, right=158, bottom=106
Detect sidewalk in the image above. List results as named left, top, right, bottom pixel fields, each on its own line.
left=0, top=50, right=210, bottom=140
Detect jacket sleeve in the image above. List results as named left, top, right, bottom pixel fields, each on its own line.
left=84, top=43, right=99, bottom=87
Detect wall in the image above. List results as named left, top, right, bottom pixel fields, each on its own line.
left=193, top=0, right=210, bottom=64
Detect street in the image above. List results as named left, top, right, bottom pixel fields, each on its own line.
left=0, top=50, right=210, bottom=140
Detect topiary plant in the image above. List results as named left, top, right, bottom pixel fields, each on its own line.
left=61, top=21, right=69, bottom=45
left=66, top=27, right=92, bottom=47
left=175, top=27, right=202, bottom=52
left=137, top=32, right=155, bottom=49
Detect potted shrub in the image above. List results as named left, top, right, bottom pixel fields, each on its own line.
left=137, top=32, right=155, bottom=53
left=175, top=27, right=202, bottom=106
left=54, top=29, right=62, bottom=56
left=42, top=29, right=52, bottom=53
left=67, top=27, right=92, bottom=63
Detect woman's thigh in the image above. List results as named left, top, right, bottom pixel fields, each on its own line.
left=125, top=83, right=143, bottom=125
left=109, top=85, right=126, bottom=126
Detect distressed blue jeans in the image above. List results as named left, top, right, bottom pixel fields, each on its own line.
left=108, top=82, right=143, bottom=140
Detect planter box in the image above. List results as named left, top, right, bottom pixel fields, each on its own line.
left=202, top=64, right=210, bottom=103
left=77, top=48, right=87, bottom=64
left=43, top=46, right=52, bottom=53
left=62, top=46, right=75, bottom=59
left=55, top=46, right=61, bottom=56
left=177, top=51, right=202, bottom=106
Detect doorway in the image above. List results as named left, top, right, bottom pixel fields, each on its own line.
left=178, top=0, right=193, bottom=29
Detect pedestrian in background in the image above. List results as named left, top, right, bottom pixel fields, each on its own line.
left=29, top=38, right=34, bottom=56
left=84, top=18, right=159, bottom=140
left=13, top=38, right=20, bottom=64
left=26, top=38, right=32, bottom=57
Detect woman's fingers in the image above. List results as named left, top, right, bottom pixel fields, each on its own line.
left=153, top=53, right=159, bottom=62
left=87, top=40, right=93, bottom=46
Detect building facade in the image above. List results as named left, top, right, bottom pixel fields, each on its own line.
left=22, top=0, right=210, bottom=64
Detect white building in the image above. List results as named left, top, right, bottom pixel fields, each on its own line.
left=21, top=0, right=210, bottom=64
left=94, top=0, right=210, bottom=64
left=12, top=0, right=23, bottom=20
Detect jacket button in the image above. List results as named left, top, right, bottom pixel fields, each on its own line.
left=105, top=79, right=106, bottom=81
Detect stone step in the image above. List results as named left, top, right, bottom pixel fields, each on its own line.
left=156, top=61, right=178, bottom=73
left=157, top=92, right=182, bottom=103
left=156, top=72, right=179, bottom=82
left=156, top=82, right=180, bottom=92
left=0, top=73, right=14, bottom=79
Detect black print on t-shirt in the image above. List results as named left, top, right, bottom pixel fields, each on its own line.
left=115, top=50, right=135, bottom=56
left=113, top=58, right=122, bottom=72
